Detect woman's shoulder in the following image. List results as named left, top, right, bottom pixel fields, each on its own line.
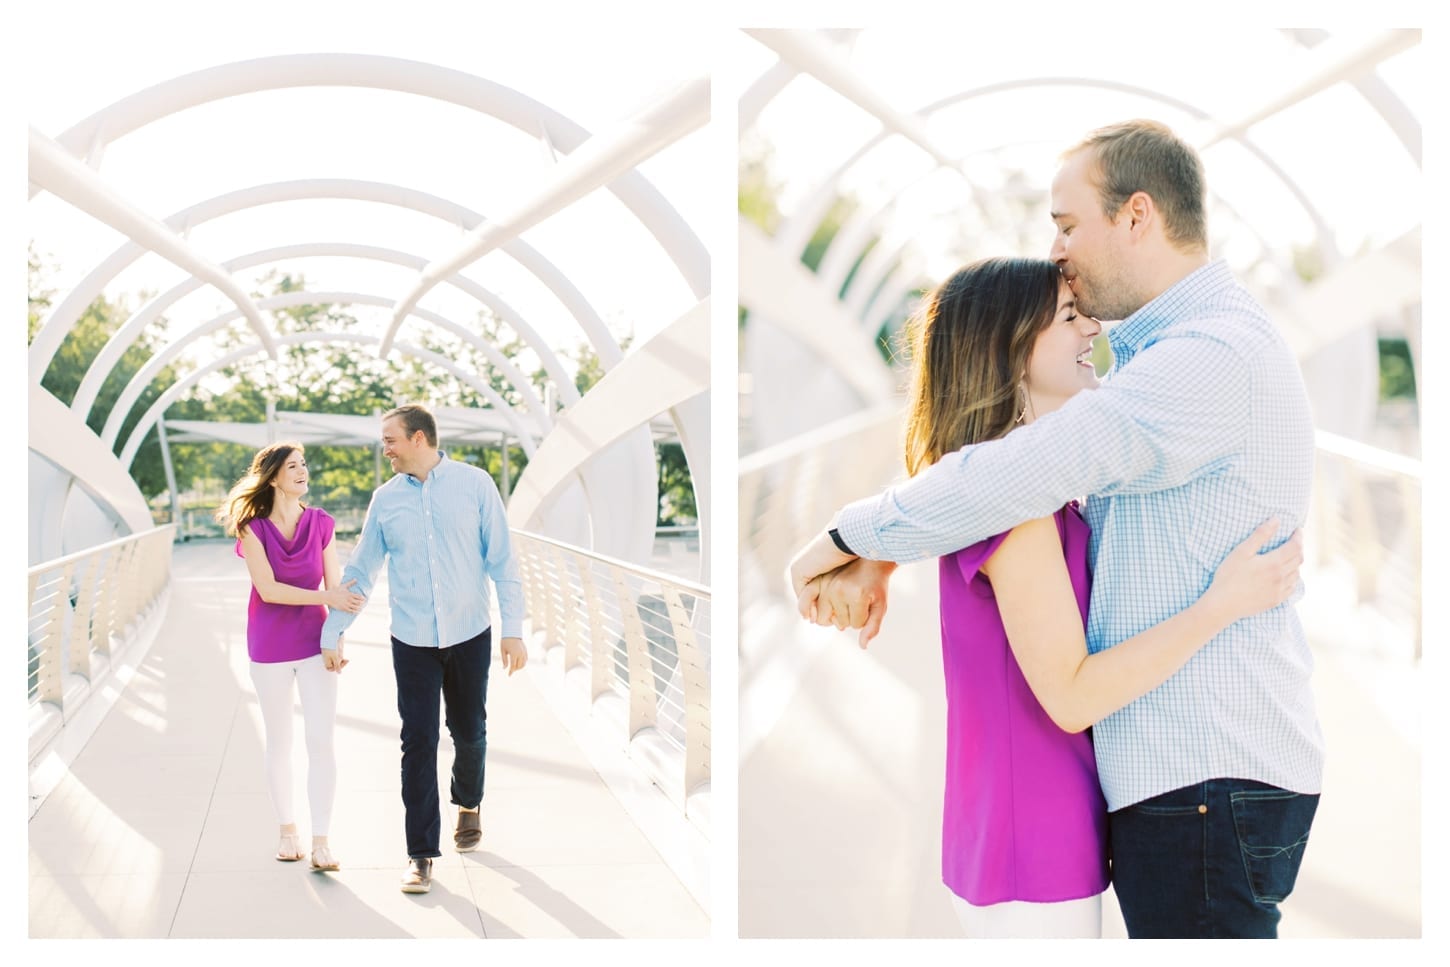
left=303, top=506, right=337, bottom=540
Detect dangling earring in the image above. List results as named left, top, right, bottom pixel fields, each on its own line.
left=1015, top=381, right=1029, bottom=424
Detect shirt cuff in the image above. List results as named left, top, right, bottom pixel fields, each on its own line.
left=834, top=496, right=887, bottom=560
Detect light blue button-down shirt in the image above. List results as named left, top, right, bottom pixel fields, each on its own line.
left=836, top=260, right=1325, bottom=810
left=321, top=451, right=523, bottom=650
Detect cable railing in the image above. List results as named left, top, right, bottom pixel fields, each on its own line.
left=27, top=525, right=176, bottom=761
left=512, top=529, right=710, bottom=816
left=738, top=401, right=905, bottom=606
left=1310, top=428, right=1421, bottom=659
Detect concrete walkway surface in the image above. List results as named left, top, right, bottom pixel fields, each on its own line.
left=27, top=541, right=709, bottom=939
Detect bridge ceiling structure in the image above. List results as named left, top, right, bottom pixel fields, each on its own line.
left=27, top=15, right=712, bottom=577
left=736, top=26, right=1423, bottom=453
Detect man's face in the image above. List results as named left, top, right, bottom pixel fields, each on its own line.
left=380, top=417, right=424, bottom=476
left=1049, top=150, right=1140, bottom=322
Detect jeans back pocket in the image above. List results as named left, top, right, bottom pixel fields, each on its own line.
left=1228, top=785, right=1319, bottom=904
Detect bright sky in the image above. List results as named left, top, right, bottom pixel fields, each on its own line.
left=24, top=1, right=713, bottom=381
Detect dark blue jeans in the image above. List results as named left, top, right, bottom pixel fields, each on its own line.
left=1109, top=778, right=1319, bottom=938
left=392, top=628, right=491, bottom=859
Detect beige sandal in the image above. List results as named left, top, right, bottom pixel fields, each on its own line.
left=276, top=833, right=304, bottom=862
left=310, top=844, right=340, bottom=872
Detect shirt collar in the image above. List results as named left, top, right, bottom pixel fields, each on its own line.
left=403, top=449, right=450, bottom=486
left=1108, top=259, right=1232, bottom=365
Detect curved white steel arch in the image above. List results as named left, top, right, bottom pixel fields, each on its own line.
left=27, top=126, right=279, bottom=359
left=30, top=387, right=152, bottom=534
left=751, top=66, right=1346, bottom=270
left=738, top=218, right=894, bottom=404
left=385, top=74, right=710, bottom=354
left=107, top=291, right=539, bottom=454
left=31, top=52, right=707, bottom=299
left=508, top=300, right=709, bottom=529
left=76, top=246, right=563, bottom=429
left=119, top=331, right=538, bottom=469
left=30, top=179, right=624, bottom=382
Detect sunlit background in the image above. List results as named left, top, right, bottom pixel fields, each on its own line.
left=736, top=25, right=1423, bottom=940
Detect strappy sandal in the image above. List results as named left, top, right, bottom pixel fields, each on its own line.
left=310, top=844, right=340, bottom=872
left=276, top=832, right=304, bottom=862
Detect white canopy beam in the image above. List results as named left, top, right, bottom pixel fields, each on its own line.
left=742, top=29, right=956, bottom=169
left=69, top=241, right=577, bottom=425
left=119, top=333, right=538, bottom=469
left=384, top=74, right=710, bottom=354
left=29, top=386, right=152, bottom=534
left=103, top=291, right=547, bottom=451
left=29, top=179, right=620, bottom=382
left=1199, top=29, right=1420, bottom=151
left=27, top=126, right=279, bottom=359
left=507, top=299, right=709, bottom=528
left=32, top=53, right=707, bottom=296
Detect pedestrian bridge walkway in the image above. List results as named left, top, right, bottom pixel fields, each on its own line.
left=27, top=539, right=710, bottom=939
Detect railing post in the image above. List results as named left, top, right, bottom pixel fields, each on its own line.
left=612, top=566, right=657, bottom=738
left=577, top=556, right=612, bottom=702
left=69, top=554, right=102, bottom=680
left=91, top=548, right=116, bottom=661
left=552, top=543, right=582, bottom=670
left=536, top=541, right=559, bottom=649
left=663, top=587, right=710, bottom=795
left=39, top=563, right=76, bottom=707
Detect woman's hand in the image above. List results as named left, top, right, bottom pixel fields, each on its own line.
left=324, top=579, right=365, bottom=613
left=814, top=558, right=897, bottom=648
left=788, top=530, right=855, bottom=606
left=1201, top=519, right=1304, bottom=625
left=322, top=642, right=348, bottom=673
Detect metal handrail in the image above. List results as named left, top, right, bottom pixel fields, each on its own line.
left=27, top=525, right=176, bottom=761
left=512, top=529, right=710, bottom=811
left=1310, top=430, right=1421, bottom=658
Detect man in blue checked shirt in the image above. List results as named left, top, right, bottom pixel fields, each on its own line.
left=321, top=403, right=527, bottom=895
left=788, top=120, right=1324, bottom=938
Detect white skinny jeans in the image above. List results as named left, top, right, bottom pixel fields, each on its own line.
left=951, top=891, right=1103, bottom=939
left=249, top=654, right=338, bottom=835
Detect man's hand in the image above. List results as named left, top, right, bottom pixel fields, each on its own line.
left=322, top=635, right=350, bottom=673
left=812, top=558, right=898, bottom=648
left=500, top=636, right=528, bottom=676
left=787, top=529, right=855, bottom=618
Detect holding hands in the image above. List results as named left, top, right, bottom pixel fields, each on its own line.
left=322, top=635, right=350, bottom=673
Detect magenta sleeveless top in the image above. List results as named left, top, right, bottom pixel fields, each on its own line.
left=236, top=507, right=335, bottom=663
left=938, top=503, right=1109, bottom=905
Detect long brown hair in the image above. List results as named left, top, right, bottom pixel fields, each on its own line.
left=214, top=441, right=305, bottom=536
left=901, top=257, right=1062, bottom=477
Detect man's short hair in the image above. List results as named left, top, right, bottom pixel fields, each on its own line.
left=1066, top=119, right=1208, bottom=251
left=383, top=403, right=438, bottom=447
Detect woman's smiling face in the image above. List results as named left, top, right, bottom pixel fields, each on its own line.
left=1023, top=278, right=1102, bottom=421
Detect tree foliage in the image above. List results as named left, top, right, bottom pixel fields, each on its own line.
left=29, top=252, right=699, bottom=527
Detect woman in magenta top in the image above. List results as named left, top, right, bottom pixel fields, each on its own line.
left=216, top=442, right=364, bottom=872
left=801, top=257, right=1301, bottom=937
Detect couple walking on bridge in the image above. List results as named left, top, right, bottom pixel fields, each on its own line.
left=216, top=403, right=528, bottom=894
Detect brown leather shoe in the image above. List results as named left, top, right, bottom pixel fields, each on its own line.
left=455, top=809, right=482, bottom=852
left=400, top=857, right=432, bottom=894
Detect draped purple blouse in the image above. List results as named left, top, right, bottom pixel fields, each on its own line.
left=236, top=507, right=335, bottom=663
left=937, top=503, right=1110, bottom=905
